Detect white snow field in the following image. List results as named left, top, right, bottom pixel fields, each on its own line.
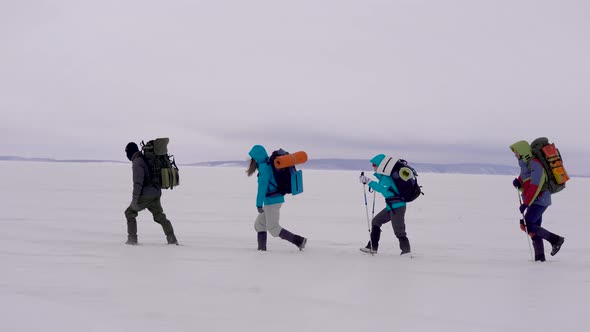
left=1, top=161, right=588, bottom=332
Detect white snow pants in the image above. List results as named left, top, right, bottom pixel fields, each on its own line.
left=254, top=203, right=283, bottom=237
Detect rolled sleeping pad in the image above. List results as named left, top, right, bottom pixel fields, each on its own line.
left=153, top=137, right=170, bottom=155
left=274, top=151, right=308, bottom=169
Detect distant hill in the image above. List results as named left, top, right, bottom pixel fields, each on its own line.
left=187, top=159, right=520, bottom=176
left=0, top=156, right=125, bottom=164
left=5, top=155, right=587, bottom=177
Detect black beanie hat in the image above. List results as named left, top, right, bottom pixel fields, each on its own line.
left=125, top=142, right=139, bottom=161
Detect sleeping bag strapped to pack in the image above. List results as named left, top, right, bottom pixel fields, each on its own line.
left=141, top=138, right=179, bottom=190
left=267, top=149, right=304, bottom=196
left=530, top=137, right=569, bottom=194
left=376, top=156, right=423, bottom=203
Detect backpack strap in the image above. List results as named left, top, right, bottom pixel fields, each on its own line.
left=388, top=171, right=401, bottom=196
left=139, top=153, right=155, bottom=187
left=525, top=158, right=548, bottom=192
left=261, top=159, right=280, bottom=197
left=385, top=174, right=403, bottom=209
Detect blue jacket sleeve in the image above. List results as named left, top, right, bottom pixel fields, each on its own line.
left=368, top=180, right=390, bottom=195
left=523, top=159, right=545, bottom=205
left=368, top=174, right=398, bottom=199
left=256, top=164, right=271, bottom=207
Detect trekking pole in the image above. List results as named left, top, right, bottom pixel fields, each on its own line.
left=371, top=189, right=376, bottom=221
left=361, top=172, right=375, bottom=255
left=517, top=189, right=534, bottom=261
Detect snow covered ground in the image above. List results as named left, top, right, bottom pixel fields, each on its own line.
left=1, top=161, right=588, bottom=332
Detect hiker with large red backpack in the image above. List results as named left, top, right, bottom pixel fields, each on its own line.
left=358, top=154, right=422, bottom=256
left=246, top=145, right=307, bottom=251
left=510, top=138, right=566, bottom=262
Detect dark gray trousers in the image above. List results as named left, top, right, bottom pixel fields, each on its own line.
left=371, top=206, right=410, bottom=253
left=372, top=206, right=407, bottom=238
left=124, top=195, right=174, bottom=237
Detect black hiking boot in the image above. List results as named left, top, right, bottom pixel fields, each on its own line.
left=360, top=226, right=381, bottom=254
left=531, top=235, right=544, bottom=261
left=279, top=229, right=307, bottom=251
left=296, top=237, right=307, bottom=251
left=166, top=234, right=179, bottom=245
left=257, top=232, right=267, bottom=251
left=360, top=242, right=377, bottom=254
left=126, top=235, right=138, bottom=245
left=398, top=236, right=411, bottom=256
left=550, top=236, right=564, bottom=256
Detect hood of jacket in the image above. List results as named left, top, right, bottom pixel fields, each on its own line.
left=249, top=145, right=269, bottom=163
left=370, top=154, right=386, bottom=166
left=510, top=140, right=533, bottom=162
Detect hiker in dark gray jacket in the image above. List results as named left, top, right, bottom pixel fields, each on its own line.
left=124, top=142, right=178, bottom=245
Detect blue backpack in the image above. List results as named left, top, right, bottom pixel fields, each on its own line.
left=267, top=149, right=303, bottom=196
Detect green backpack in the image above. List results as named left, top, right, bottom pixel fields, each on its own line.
left=530, top=137, right=569, bottom=194
left=141, top=138, right=179, bottom=190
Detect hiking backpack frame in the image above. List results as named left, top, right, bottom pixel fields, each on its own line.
left=530, top=137, right=569, bottom=194
left=141, top=138, right=179, bottom=190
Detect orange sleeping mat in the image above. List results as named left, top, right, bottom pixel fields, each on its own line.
left=274, top=151, right=308, bottom=169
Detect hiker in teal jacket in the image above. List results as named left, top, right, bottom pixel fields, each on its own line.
left=359, top=154, right=411, bottom=255
left=247, top=145, right=307, bottom=251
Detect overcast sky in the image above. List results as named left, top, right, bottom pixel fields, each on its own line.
left=1, top=0, right=588, bottom=173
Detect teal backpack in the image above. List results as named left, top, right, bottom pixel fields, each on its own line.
left=267, top=149, right=303, bottom=196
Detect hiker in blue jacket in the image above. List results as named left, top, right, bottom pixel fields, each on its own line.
left=510, top=140, right=565, bottom=261
left=247, top=145, right=307, bottom=251
left=359, top=154, right=411, bottom=255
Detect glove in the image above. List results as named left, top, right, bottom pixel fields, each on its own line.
left=512, top=178, right=521, bottom=189
left=359, top=175, right=371, bottom=185
left=130, top=198, right=140, bottom=211
left=519, top=219, right=526, bottom=232
left=519, top=204, right=528, bottom=214
left=257, top=206, right=264, bottom=213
